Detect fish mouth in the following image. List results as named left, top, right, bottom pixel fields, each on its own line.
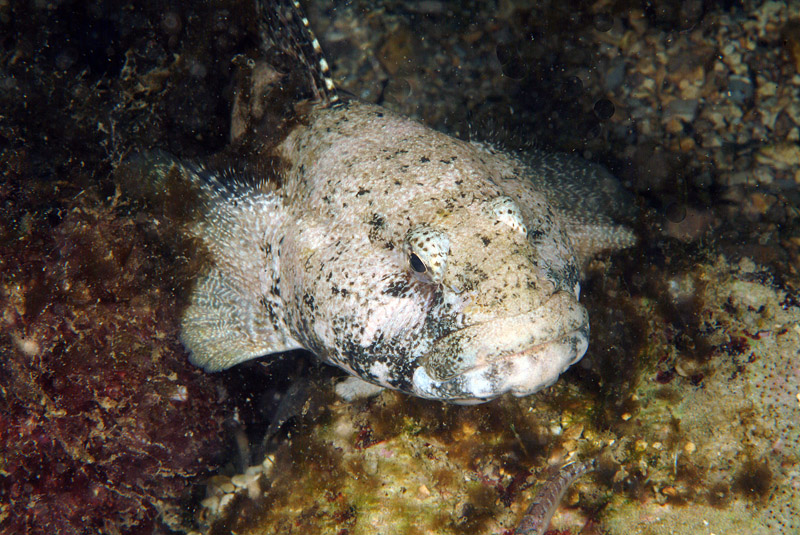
left=412, top=291, right=589, bottom=403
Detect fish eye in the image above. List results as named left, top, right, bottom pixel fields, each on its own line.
left=488, top=195, right=527, bottom=234
left=404, top=225, right=449, bottom=284
left=409, top=253, right=427, bottom=273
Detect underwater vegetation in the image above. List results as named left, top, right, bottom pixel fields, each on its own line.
left=1, top=0, right=799, bottom=534
left=0, top=1, right=248, bottom=532
left=0, top=184, right=235, bottom=533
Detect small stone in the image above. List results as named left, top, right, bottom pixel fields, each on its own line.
left=679, top=137, right=696, bottom=151
left=11, top=333, right=40, bottom=356
left=231, top=473, right=256, bottom=489
left=756, top=143, right=800, bottom=169
left=218, top=493, right=235, bottom=512
left=262, top=454, right=276, bottom=475
left=566, top=490, right=580, bottom=505
left=738, top=257, right=757, bottom=273
left=563, top=424, right=584, bottom=441
left=663, top=98, right=699, bottom=124
left=665, top=117, right=684, bottom=134
left=675, top=356, right=702, bottom=378
left=684, top=442, right=696, bottom=454
left=757, top=80, right=778, bottom=98
left=200, top=496, right=220, bottom=513
left=726, top=75, right=753, bottom=104
left=208, top=475, right=233, bottom=496
left=604, top=59, right=627, bottom=91
left=461, top=422, right=477, bottom=437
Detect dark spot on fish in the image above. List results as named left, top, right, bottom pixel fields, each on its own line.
left=527, top=229, right=544, bottom=241
left=262, top=297, right=280, bottom=326
left=357, top=187, right=370, bottom=196
left=368, top=215, right=386, bottom=244
left=480, top=236, right=491, bottom=246
left=383, top=279, right=409, bottom=296
left=420, top=156, right=430, bottom=163
left=369, top=213, right=385, bottom=228
left=331, top=285, right=350, bottom=297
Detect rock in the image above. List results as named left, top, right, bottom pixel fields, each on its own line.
left=726, top=75, right=754, bottom=104
left=663, top=98, right=700, bottom=123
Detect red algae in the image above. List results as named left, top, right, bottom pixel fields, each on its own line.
left=0, top=188, right=233, bottom=534
left=0, top=1, right=252, bottom=529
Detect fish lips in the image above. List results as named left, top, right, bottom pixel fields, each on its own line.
left=412, top=291, right=589, bottom=403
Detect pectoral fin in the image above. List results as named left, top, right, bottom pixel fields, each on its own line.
left=182, top=266, right=300, bottom=371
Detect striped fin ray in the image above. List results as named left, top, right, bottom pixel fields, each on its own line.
left=257, top=0, right=340, bottom=106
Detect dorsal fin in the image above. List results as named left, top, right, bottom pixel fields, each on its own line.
left=257, top=0, right=339, bottom=106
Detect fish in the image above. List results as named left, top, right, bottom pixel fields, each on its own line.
left=514, top=458, right=598, bottom=535
left=127, top=0, right=636, bottom=404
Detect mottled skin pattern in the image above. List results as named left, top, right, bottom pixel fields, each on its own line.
left=179, top=97, right=635, bottom=403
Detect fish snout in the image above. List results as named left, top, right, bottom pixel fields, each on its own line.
left=412, top=290, right=589, bottom=402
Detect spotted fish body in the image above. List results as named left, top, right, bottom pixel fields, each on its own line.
left=148, top=0, right=636, bottom=403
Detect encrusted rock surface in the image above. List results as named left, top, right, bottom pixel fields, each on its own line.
left=197, top=254, right=800, bottom=535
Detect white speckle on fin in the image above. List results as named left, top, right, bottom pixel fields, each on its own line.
left=182, top=186, right=302, bottom=371
left=183, top=267, right=291, bottom=371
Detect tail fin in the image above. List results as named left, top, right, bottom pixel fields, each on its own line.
left=258, top=0, right=339, bottom=106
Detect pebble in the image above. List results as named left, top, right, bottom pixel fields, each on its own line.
left=200, top=496, right=219, bottom=512
left=604, top=58, right=627, bottom=91
left=726, top=75, right=753, bottom=104
left=218, top=493, right=235, bottom=512
left=663, top=98, right=699, bottom=124
left=757, top=144, right=800, bottom=169
left=231, top=473, right=257, bottom=488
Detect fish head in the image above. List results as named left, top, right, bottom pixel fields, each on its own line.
left=280, top=103, right=589, bottom=403
left=399, top=190, right=589, bottom=403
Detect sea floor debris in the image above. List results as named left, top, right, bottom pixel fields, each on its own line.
left=195, top=256, right=799, bottom=535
